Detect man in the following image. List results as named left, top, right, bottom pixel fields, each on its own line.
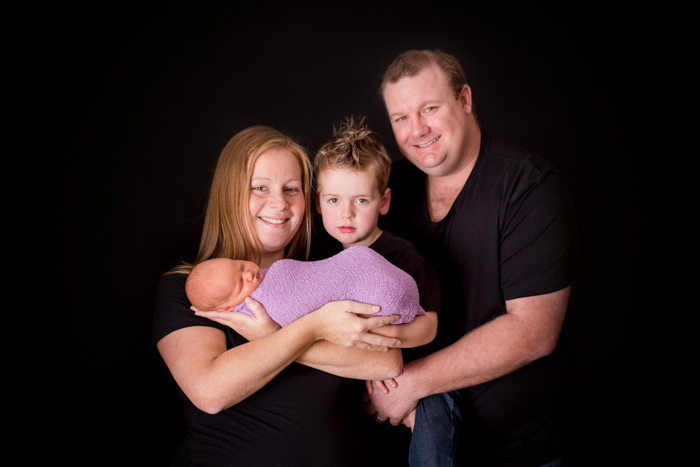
left=368, top=50, right=580, bottom=467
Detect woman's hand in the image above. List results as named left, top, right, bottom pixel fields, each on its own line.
left=193, top=297, right=281, bottom=341
left=309, top=300, right=401, bottom=351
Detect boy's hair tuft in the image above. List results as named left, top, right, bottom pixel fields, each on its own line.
left=313, top=116, right=392, bottom=193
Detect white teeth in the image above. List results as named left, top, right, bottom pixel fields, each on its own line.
left=260, top=217, right=286, bottom=224
left=417, top=137, right=439, bottom=148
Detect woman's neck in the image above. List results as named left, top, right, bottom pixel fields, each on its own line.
left=259, top=251, right=284, bottom=269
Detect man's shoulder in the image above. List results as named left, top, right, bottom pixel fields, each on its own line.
left=481, top=134, right=559, bottom=176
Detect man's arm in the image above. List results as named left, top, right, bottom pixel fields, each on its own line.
left=367, top=286, right=571, bottom=425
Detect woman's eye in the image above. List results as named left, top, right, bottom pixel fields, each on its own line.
left=328, top=198, right=338, bottom=204
left=395, top=116, right=406, bottom=122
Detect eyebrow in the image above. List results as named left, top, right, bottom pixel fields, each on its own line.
left=322, top=192, right=374, bottom=198
left=388, top=99, right=442, bottom=118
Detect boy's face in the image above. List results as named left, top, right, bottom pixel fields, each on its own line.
left=315, top=168, right=390, bottom=248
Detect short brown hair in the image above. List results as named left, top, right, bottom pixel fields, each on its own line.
left=313, top=116, right=392, bottom=193
left=380, top=49, right=468, bottom=103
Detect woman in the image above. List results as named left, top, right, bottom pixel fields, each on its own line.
left=153, top=126, right=402, bottom=466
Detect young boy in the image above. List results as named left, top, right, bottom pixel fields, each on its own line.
left=313, top=117, right=449, bottom=462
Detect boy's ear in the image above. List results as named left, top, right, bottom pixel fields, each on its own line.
left=379, top=187, right=391, bottom=215
left=314, top=191, right=322, bottom=214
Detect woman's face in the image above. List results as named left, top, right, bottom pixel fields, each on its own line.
left=248, top=147, right=305, bottom=267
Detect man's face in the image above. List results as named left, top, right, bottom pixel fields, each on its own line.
left=384, top=63, right=474, bottom=178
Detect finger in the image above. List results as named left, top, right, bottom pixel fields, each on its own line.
left=345, top=302, right=382, bottom=316
left=388, top=378, right=398, bottom=389
left=365, top=401, right=378, bottom=415
left=376, top=380, right=389, bottom=394
left=365, top=380, right=373, bottom=396
left=365, top=314, right=401, bottom=328
left=361, top=332, right=400, bottom=349
left=244, top=297, right=267, bottom=319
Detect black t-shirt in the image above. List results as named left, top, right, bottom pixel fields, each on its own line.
left=381, top=133, right=580, bottom=467
left=152, top=273, right=365, bottom=467
left=313, top=231, right=443, bottom=467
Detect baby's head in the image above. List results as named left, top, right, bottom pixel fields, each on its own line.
left=313, top=116, right=392, bottom=248
left=186, top=258, right=265, bottom=311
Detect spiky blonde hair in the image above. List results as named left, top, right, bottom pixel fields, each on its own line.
left=313, top=116, right=392, bottom=193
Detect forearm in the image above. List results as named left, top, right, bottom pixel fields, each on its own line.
left=400, top=288, right=570, bottom=399
left=372, top=311, right=437, bottom=348
left=159, top=312, right=328, bottom=414
left=296, top=341, right=403, bottom=380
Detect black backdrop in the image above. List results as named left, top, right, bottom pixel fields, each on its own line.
left=44, top=2, right=645, bottom=465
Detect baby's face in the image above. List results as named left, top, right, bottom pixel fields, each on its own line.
left=223, top=260, right=265, bottom=307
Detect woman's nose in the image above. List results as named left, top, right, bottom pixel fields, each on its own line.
left=268, top=191, right=289, bottom=209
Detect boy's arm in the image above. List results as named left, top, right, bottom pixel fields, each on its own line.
left=370, top=311, right=437, bottom=348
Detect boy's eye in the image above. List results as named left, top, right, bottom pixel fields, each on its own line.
left=356, top=198, right=368, bottom=204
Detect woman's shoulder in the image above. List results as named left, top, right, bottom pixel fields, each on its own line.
left=152, top=271, right=223, bottom=347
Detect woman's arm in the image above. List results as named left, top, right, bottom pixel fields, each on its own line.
left=159, top=300, right=399, bottom=414
left=296, top=341, right=403, bottom=380
left=196, top=298, right=403, bottom=380
left=370, top=311, right=438, bottom=348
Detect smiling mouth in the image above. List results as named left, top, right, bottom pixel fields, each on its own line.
left=416, top=136, right=440, bottom=148
left=260, top=217, right=287, bottom=224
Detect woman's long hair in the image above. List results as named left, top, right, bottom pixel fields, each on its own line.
left=167, top=126, right=312, bottom=275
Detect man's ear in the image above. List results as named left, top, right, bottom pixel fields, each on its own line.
left=379, top=187, right=391, bottom=215
left=459, top=84, right=473, bottom=115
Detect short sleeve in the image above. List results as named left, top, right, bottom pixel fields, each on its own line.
left=151, top=272, right=224, bottom=347
left=500, top=172, right=580, bottom=300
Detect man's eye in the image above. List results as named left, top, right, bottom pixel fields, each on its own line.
left=395, top=116, right=406, bottom=122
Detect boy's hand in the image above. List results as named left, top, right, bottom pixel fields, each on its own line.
left=365, top=377, right=399, bottom=395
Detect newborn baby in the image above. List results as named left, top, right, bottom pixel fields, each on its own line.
left=186, top=246, right=425, bottom=327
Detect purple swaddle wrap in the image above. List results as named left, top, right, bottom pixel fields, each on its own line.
left=233, top=246, right=425, bottom=326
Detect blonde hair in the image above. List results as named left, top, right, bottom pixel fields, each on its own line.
left=380, top=49, right=472, bottom=112
left=168, top=125, right=312, bottom=275
left=313, top=116, right=392, bottom=193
